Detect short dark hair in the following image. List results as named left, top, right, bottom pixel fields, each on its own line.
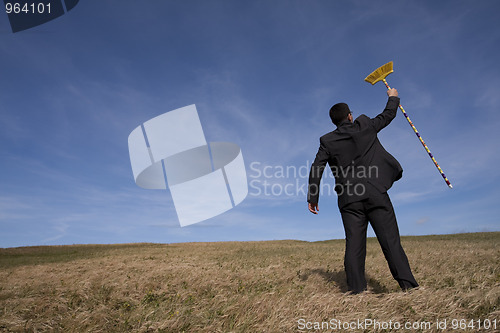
left=329, top=102, right=351, bottom=126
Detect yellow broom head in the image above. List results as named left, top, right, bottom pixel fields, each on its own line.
left=364, top=61, right=394, bottom=85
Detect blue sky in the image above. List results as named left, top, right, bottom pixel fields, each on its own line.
left=1, top=0, right=499, bottom=247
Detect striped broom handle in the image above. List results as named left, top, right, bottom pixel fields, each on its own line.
left=382, top=79, right=453, bottom=189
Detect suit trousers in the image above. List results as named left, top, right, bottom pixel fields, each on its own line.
left=339, top=185, right=418, bottom=293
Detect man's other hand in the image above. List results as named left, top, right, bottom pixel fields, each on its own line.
left=387, top=88, right=398, bottom=97
left=308, top=202, right=319, bottom=214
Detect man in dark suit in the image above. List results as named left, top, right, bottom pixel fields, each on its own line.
left=307, top=88, right=418, bottom=294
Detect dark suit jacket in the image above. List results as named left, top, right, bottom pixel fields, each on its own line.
left=307, top=97, right=403, bottom=208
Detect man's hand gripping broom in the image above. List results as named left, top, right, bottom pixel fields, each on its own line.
left=365, top=61, right=453, bottom=189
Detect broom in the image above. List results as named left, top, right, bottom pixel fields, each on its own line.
left=364, top=61, right=453, bottom=189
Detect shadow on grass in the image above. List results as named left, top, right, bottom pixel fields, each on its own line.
left=298, top=268, right=389, bottom=294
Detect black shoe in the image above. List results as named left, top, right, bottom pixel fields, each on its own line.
left=402, top=284, right=420, bottom=292
left=345, top=289, right=367, bottom=295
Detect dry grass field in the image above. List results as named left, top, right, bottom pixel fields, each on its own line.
left=0, top=232, right=499, bottom=332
